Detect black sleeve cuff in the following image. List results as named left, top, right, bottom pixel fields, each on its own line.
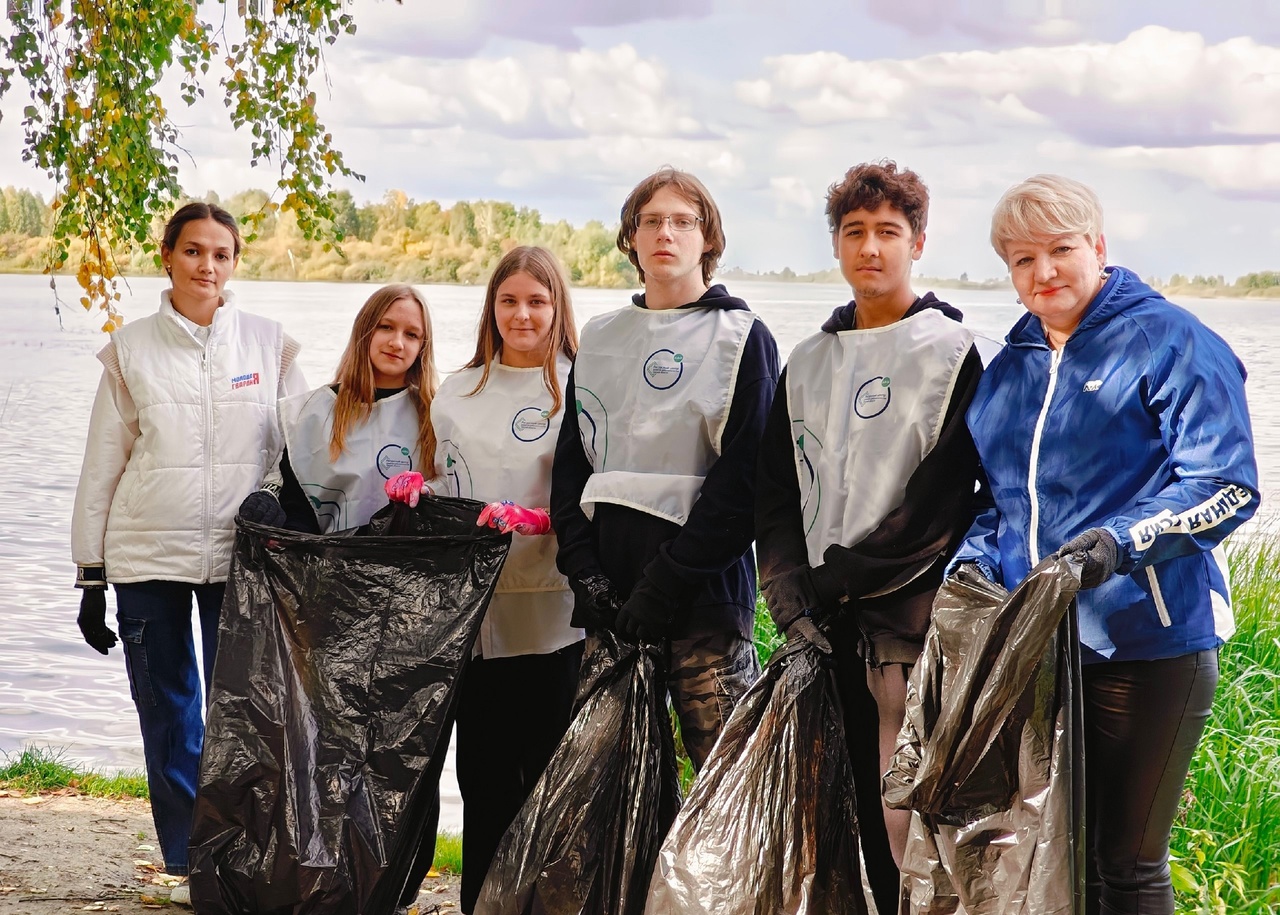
left=75, top=566, right=107, bottom=589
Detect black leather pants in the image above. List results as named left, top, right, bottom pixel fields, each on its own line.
left=1083, top=648, right=1219, bottom=915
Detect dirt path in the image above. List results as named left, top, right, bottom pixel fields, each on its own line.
left=0, top=792, right=461, bottom=914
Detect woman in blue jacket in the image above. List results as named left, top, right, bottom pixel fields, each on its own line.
left=951, top=174, right=1259, bottom=915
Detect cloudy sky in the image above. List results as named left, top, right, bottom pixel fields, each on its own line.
left=3, top=0, right=1279, bottom=281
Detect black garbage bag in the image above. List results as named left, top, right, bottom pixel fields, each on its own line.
left=644, top=625, right=869, bottom=915
left=883, top=557, right=1086, bottom=915
left=188, top=497, right=510, bottom=915
left=474, top=631, right=681, bottom=915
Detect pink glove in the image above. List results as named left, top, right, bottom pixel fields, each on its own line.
left=477, top=501, right=552, bottom=536
left=385, top=471, right=431, bottom=508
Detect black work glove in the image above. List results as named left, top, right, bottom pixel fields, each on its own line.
left=616, top=577, right=676, bottom=643
left=569, top=572, right=622, bottom=632
left=761, top=565, right=827, bottom=635
left=77, top=589, right=117, bottom=655
left=238, top=490, right=287, bottom=527
left=1055, top=528, right=1120, bottom=590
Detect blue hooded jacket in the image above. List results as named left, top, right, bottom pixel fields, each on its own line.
left=951, top=267, right=1259, bottom=663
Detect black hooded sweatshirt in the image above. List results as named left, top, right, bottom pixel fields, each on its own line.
left=551, top=284, right=780, bottom=641
left=754, top=292, right=984, bottom=661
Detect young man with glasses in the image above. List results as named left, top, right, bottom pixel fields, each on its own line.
left=754, top=160, right=984, bottom=913
left=551, top=166, right=779, bottom=769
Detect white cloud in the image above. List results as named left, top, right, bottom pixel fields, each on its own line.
left=1101, top=144, right=1280, bottom=197
left=769, top=176, right=817, bottom=215
left=331, top=43, right=711, bottom=141
left=740, top=27, right=1280, bottom=147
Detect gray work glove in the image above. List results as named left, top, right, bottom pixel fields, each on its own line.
left=1056, top=528, right=1120, bottom=589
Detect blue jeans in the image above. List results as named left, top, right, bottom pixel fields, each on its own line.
left=114, top=580, right=225, bottom=876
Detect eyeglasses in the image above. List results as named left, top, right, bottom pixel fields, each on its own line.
left=634, top=213, right=703, bottom=232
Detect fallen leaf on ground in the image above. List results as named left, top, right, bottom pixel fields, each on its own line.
left=22, top=796, right=45, bottom=805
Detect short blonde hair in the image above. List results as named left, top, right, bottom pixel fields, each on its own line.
left=990, top=174, right=1103, bottom=264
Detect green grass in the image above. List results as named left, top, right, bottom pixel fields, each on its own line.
left=0, top=745, right=149, bottom=798
left=432, top=829, right=463, bottom=875
left=1170, top=536, right=1280, bottom=914
left=753, top=593, right=784, bottom=667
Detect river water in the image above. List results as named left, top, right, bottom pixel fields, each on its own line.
left=2, top=272, right=1277, bottom=829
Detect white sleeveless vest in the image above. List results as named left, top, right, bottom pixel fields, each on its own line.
left=280, top=387, right=421, bottom=533
left=98, top=294, right=287, bottom=583
left=573, top=305, right=757, bottom=526
left=786, top=308, right=973, bottom=567
left=431, top=355, right=580, bottom=659
left=432, top=357, right=571, bottom=595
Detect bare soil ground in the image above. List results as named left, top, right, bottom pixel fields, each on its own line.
left=0, top=792, right=461, bottom=914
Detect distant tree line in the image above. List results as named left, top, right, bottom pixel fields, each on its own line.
left=1149, top=272, right=1280, bottom=295
left=3, top=185, right=1278, bottom=296
left=0, top=187, right=639, bottom=289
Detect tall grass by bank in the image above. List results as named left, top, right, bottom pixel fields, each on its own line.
left=432, top=830, right=463, bottom=875
left=1170, top=537, right=1280, bottom=914
left=0, top=745, right=148, bottom=798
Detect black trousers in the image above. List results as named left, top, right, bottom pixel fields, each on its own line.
left=456, top=642, right=583, bottom=913
left=1084, top=648, right=1218, bottom=915
left=828, top=615, right=900, bottom=915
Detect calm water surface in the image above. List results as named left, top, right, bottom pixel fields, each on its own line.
left=2, top=273, right=1277, bottom=828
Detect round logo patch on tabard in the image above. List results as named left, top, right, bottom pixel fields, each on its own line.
left=376, top=444, right=414, bottom=479
left=854, top=376, right=891, bottom=419
left=643, top=349, right=685, bottom=390
left=511, top=406, right=552, bottom=442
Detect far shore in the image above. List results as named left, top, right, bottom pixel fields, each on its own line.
left=4, top=265, right=1279, bottom=301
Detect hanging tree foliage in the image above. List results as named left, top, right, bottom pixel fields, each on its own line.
left=0, top=0, right=365, bottom=330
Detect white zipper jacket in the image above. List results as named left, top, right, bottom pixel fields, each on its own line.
left=71, top=290, right=306, bottom=584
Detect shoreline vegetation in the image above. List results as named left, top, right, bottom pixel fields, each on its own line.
left=0, top=186, right=1277, bottom=299
left=5, top=534, right=1276, bottom=907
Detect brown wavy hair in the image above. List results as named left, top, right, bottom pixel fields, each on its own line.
left=465, top=246, right=578, bottom=416
left=330, top=284, right=439, bottom=467
left=616, top=166, right=725, bottom=286
left=826, top=159, right=930, bottom=237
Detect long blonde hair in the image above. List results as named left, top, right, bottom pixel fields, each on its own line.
left=330, top=283, right=439, bottom=467
left=465, top=246, right=578, bottom=416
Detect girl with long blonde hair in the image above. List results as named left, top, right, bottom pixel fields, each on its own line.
left=394, top=246, right=583, bottom=913
left=238, top=283, right=438, bottom=533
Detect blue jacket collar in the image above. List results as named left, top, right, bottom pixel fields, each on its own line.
left=1007, top=266, right=1157, bottom=349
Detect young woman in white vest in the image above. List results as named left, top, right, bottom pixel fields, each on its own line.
left=237, top=283, right=439, bottom=535
left=236, top=283, right=444, bottom=914
left=71, top=202, right=308, bottom=900
left=384, top=246, right=586, bottom=914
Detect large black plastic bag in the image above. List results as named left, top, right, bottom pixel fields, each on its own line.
left=645, top=627, right=869, bottom=915
left=883, top=557, right=1085, bottom=915
left=188, top=497, right=510, bottom=915
left=474, top=631, right=681, bottom=915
